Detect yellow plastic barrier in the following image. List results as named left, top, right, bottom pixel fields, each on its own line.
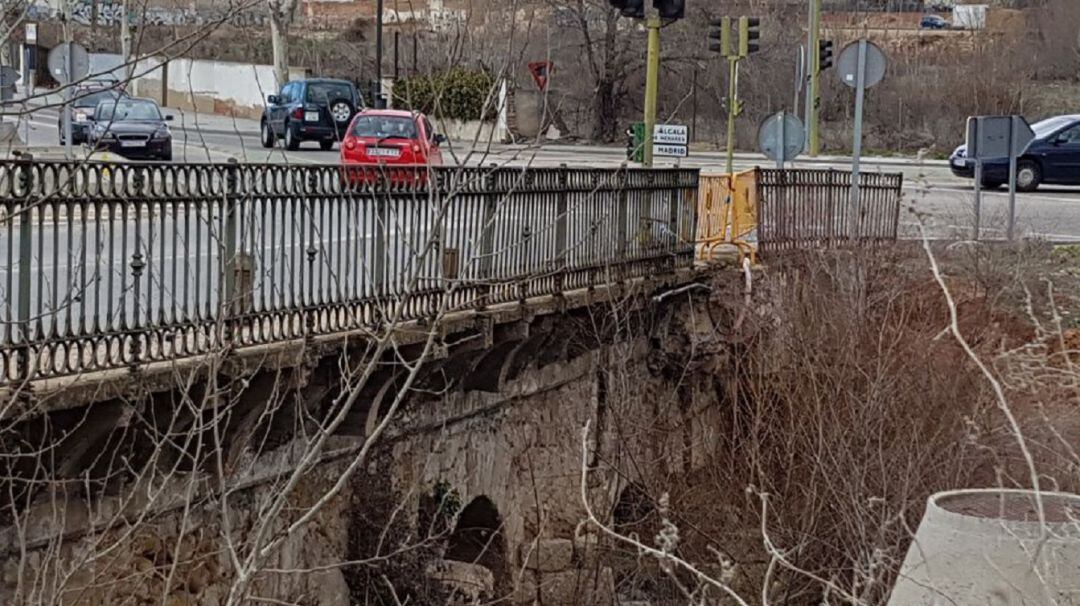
left=696, top=169, right=758, bottom=263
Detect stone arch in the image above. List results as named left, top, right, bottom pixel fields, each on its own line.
left=445, top=495, right=507, bottom=574
left=612, top=483, right=656, bottom=536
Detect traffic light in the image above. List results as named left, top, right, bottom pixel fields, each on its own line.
left=608, top=0, right=645, bottom=18
left=819, top=39, right=834, bottom=71
left=654, top=0, right=685, bottom=19
left=708, top=17, right=731, bottom=55
left=738, top=16, right=761, bottom=56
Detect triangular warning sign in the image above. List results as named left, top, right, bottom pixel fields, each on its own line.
left=528, top=61, right=554, bottom=92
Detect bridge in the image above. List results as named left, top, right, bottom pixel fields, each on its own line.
left=0, top=159, right=901, bottom=605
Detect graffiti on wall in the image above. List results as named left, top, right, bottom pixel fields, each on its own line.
left=27, top=1, right=268, bottom=28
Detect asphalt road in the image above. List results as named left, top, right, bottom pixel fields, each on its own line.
left=10, top=107, right=1080, bottom=242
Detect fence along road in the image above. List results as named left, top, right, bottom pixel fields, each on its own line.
left=0, top=161, right=699, bottom=386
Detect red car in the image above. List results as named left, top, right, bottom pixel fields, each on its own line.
left=341, top=109, right=445, bottom=167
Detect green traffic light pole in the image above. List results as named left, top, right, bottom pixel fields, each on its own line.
left=643, top=15, right=662, bottom=168
left=808, top=0, right=822, bottom=156
left=725, top=55, right=740, bottom=176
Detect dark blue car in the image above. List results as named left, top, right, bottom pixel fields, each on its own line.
left=949, top=115, right=1080, bottom=191
left=920, top=15, right=950, bottom=29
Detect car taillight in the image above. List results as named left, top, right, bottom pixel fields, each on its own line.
left=292, top=108, right=304, bottom=120
left=412, top=143, right=421, bottom=153
left=345, top=139, right=356, bottom=150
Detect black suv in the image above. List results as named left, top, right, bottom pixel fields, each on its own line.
left=261, top=78, right=362, bottom=151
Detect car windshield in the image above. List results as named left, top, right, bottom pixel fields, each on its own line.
left=74, top=90, right=122, bottom=109
left=352, top=116, right=418, bottom=139
left=97, top=100, right=162, bottom=121
left=306, top=82, right=353, bottom=104
left=1032, top=116, right=1076, bottom=138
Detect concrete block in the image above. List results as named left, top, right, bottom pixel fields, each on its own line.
left=535, top=567, right=614, bottom=606
left=426, top=559, right=495, bottom=602
left=519, top=538, right=574, bottom=572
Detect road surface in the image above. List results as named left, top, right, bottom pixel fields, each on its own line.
left=7, top=105, right=1080, bottom=242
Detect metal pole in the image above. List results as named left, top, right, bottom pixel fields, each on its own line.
left=808, top=0, right=822, bottom=156
left=777, top=112, right=786, bottom=169
left=804, top=3, right=813, bottom=141
left=691, top=69, right=698, bottom=143
left=794, top=45, right=804, bottom=120
left=23, top=47, right=33, bottom=145
left=1007, top=119, right=1017, bottom=241
left=394, top=30, right=400, bottom=81
left=375, top=0, right=384, bottom=108
left=62, top=7, right=73, bottom=161
left=642, top=16, right=661, bottom=168
left=724, top=56, right=738, bottom=176
left=974, top=159, right=982, bottom=241
left=850, top=40, right=868, bottom=241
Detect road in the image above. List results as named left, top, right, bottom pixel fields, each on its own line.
left=8, top=105, right=1080, bottom=242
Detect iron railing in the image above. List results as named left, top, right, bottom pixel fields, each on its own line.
left=0, top=161, right=699, bottom=385
left=757, top=168, right=902, bottom=253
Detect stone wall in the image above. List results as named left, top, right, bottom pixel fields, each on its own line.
left=0, top=285, right=728, bottom=605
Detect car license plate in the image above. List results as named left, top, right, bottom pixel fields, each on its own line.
left=120, top=140, right=146, bottom=148
left=305, top=111, right=320, bottom=122
left=369, top=147, right=400, bottom=158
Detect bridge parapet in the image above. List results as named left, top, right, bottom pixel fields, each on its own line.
left=0, top=161, right=698, bottom=390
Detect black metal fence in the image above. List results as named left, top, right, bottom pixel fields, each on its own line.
left=756, top=168, right=903, bottom=253
left=0, top=162, right=698, bottom=385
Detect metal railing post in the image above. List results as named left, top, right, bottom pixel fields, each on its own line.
left=553, top=165, right=569, bottom=293
left=16, top=158, right=34, bottom=383
left=129, top=169, right=146, bottom=370
left=477, top=169, right=497, bottom=307
left=615, top=171, right=630, bottom=281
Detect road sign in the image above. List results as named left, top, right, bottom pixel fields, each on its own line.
left=47, top=42, right=90, bottom=85
left=837, top=40, right=886, bottom=89
left=653, top=124, right=688, bottom=145
left=836, top=39, right=888, bottom=240
left=26, top=23, right=37, bottom=45
left=966, top=115, right=1036, bottom=241
left=758, top=111, right=805, bottom=166
left=653, top=144, right=688, bottom=158
left=966, top=115, right=1034, bottom=160
left=528, top=61, right=554, bottom=92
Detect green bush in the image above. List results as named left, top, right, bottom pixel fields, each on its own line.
left=393, top=68, right=496, bottom=122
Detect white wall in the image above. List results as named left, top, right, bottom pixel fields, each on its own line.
left=90, top=53, right=306, bottom=118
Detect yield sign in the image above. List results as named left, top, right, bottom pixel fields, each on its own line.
left=528, top=61, right=554, bottom=92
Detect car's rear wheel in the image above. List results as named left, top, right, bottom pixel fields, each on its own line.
left=284, top=122, right=300, bottom=151
left=319, top=139, right=334, bottom=151
left=261, top=120, right=276, bottom=148
left=1016, top=161, right=1042, bottom=192
left=330, top=99, right=354, bottom=125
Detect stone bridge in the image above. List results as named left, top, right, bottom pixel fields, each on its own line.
left=0, top=160, right=740, bottom=604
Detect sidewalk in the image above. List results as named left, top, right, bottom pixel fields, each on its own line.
left=496, top=141, right=949, bottom=168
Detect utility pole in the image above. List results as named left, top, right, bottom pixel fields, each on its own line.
left=807, top=0, right=822, bottom=156
left=375, top=0, right=385, bottom=108
left=121, top=0, right=132, bottom=82
left=642, top=14, right=661, bottom=168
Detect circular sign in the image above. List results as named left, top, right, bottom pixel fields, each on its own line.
left=47, top=42, right=90, bottom=85
left=836, top=40, right=887, bottom=89
left=758, top=111, right=806, bottom=163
